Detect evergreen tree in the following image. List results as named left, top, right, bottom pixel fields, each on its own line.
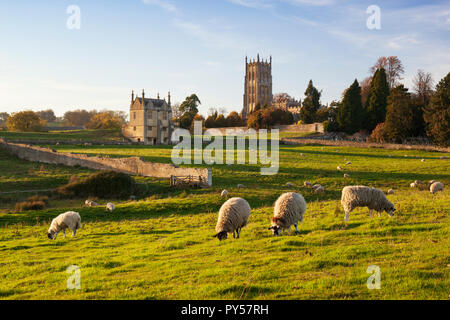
left=384, top=85, right=414, bottom=143
left=336, top=79, right=364, bottom=134
left=365, top=68, right=389, bottom=132
left=300, top=80, right=321, bottom=124
left=423, top=72, right=450, bottom=147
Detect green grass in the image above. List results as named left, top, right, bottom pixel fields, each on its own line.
left=0, top=129, right=123, bottom=142
left=0, top=142, right=449, bottom=300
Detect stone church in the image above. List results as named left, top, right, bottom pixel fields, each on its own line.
left=122, top=90, right=174, bottom=145
left=241, top=54, right=273, bottom=120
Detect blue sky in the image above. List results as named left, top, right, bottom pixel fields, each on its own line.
left=0, top=0, right=449, bottom=117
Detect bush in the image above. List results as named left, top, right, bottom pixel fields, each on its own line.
left=57, top=170, right=137, bottom=199
left=15, top=201, right=46, bottom=212
left=368, top=123, right=387, bottom=143
left=27, top=195, right=49, bottom=205
left=247, top=107, right=294, bottom=129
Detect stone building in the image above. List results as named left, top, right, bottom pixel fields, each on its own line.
left=272, top=96, right=302, bottom=121
left=241, top=54, right=273, bottom=120
left=123, top=90, right=174, bottom=145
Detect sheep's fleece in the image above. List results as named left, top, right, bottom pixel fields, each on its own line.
left=271, top=192, right=306, bottom=231
left=341, top=186, right=395, bottom=220
left=215, top=197, right=251, bottom=239
left=48, top=211, right=81, bottom=240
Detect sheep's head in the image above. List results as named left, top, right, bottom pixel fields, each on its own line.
left=268, top=225, right=281, bottom=236
left=385, top=202, right=395, bottom=217
left=47, top=231, right=55, bottom=240
left=213, top=231, right=228, bottom=241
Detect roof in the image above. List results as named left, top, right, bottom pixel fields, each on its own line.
left=135, top=97, right=169, bottom=109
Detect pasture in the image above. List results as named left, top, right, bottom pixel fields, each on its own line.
left=0, top=139, right=449, bottom=299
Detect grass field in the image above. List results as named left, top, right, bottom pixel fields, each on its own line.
left=0, top=129, right=123, bottom=142
left=0, top=138, right=449, bottom=299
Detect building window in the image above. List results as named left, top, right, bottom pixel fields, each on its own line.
left=148, top=111, right=153, bottom=119
left=133, top=126, right=136, bottom=131
left=133, top=112, right=136, bottom=120
left=163, top=112, right=167, bottom=120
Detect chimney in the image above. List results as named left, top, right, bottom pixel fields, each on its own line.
left=168, top=91, right=171, bottom=106
left=157, top=92, right=160, bottom=99
left=142, top=89, right=145, bottom=100
left=257, top=54, right=260, bottom=62
left=131, top=90, right=134, bottom=103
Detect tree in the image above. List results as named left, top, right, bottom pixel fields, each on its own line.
left=171, top=102, right=182, bottom=121
left=247, top=107, right=293, bottom=129
left=423, top=72, right=450, bottom=147
left=64, top=109, right=94, bottom=126
left=86, top=113, right=122, bottom=130
left=337, top=79, right=364, bottom=134
left=226, top=111, right=243, bottom=127
left=360, top=76, right=373, bottom=107
left=413, top=69, right=434, bottom=106
left=273, top=93, right=293, bottom=103
left=384, top=85, right=414, bottom=143
left=370, top=56, right=405, bottom=89
left=300, top=80, right=321, bottom=124
left=179, top=94, right=201, bottom=115
left=36, top=109, right=56, bottom=122
left=214, top=114, right=227, bottom=127
left=205, top=111, right=218, bottom=128
left=364, top=68, right=390, bottom=132
left=0, top=112, right=9, bottom=127
left=6, top=111, right=46, bottom=132
left=323, top=101, right=341, bottom=132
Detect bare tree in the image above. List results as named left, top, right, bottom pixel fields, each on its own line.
left=370, top=56, right=405, bottom=88
left=412, top=69, right=434, bottom=105
left=218, top=107, right=227, bottom=115
left=273, top=93, right=293, bottom=103
left=207, top=107, right=218, bottom=117
left=360, top=76, right=373, bottom=107
left=171, top=102, right=182, bottom=120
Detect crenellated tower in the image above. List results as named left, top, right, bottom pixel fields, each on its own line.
left=242, top=54, right=273, bottom=120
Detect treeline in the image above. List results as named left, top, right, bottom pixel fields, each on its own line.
left=1, top=109, right=127, bottom=132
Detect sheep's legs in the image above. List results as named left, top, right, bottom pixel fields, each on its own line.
left=64, top=230, right=66, bottom=238
left=294, top=224, right=300, bottom=235
left=72, top=229, right=77, bottom=237
left=369, top=210, right=373, bottom=218
left=344, top=212, right=350, bottom=222
left=378, top=212, right=381, bottom=217
left=232, top=231, right=236, bottom=239
left=236, top=228, right=241, bottom=239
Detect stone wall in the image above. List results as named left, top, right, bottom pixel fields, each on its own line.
left=205, top=123, right=324, bottom=135
left=0, top=139, right=212, bottom=186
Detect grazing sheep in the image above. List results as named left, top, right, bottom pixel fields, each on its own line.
left=421, top=159, right=426, bottom=162
left=428, top=180, right=436, bottom=186
left=388, top=154, right=392, bottom=158
left=430, top=182, right=444, bottom=194
left=337, top=166, right=343, bottom=171
left=440, top=156, right=448, bottom=160
left=237, top=184, right=245, bottom=189
left=220, top=189, right=229, bottom=198
left=313, top=185, right=325, bottom=193
left=344, top=173, right=350, bottom=178
left=300, top=153, right=305, bottom=157
left=410, top=182, right=417, bottom=188
left=214, top=197, right=251, bottom=241
left=85, top=200, right=98, bottom=207
left=346, top=161, right=352, bottom=165
left=285, top=182, right=295, bottom=188
left=304, top=181, right=312, bottom=188
left=341, top=186, right=395, bottom=222
left=387, top=189, right=394, bottom=195
left=268, top=192, right=306, bottom=236
left=106, top=202, right=115, bottom=212
left=47, top=211, right=81, bottom=240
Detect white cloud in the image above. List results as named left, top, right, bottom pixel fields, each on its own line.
left=142, top=0, right=178, bottom=13
left=227, top=0, right=273, bottom=9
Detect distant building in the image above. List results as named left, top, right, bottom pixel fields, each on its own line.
left=123, top=90, right=174, bottom=145
left=272, top=95, right=302, bottom=121
left=241, top=54, right=273, bottom=120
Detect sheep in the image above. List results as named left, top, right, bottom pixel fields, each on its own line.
left=106, top=202, right=115, bottom=212
left=440, top=156, right=448, bottom=160
left=85, top=200, right=98, bottom=207
left=47, top=211, right=81, bottom=240
left=430, top=182, right=444, bottom=194
left=304, top=181, right=312, bottom=188
left=220, top=189, right=229, bottom=198
left=237, top=184, right=245, bottom=189
left=313, top=185, right=325, bottom=193
left=129, top=195, right=136, bottom=201
left=337, top=166, right=343, bottom=171
left=346, top=161, right=352, bottom=165
left=344, top=173, right=350, bottom=178
left=285, top=182, right=295, bottom=188
left=214, top=197, right=251, bottom=241
left=341, top=186, right=395, bottom=222
left=410, top=182, right=417, bottom=188
left=421, top=159, right=426, bottom=162
left=268, top=192, right=306, bottom=236
left=387, top=189, right=394, bottom=195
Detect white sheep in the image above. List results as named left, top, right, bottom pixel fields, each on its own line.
left=344, top=173, right=350, bottom=178
left=346, top=161, right=352, bottom=165
left=285, top=182, right=295, bottom=188
left=337, top=166, right=342, bottom=171
left=341, top=186, right=395, bottom=222
left=430, top=182, right=444, bottom=194
left=304, top=181, right=312, bottom=188
left=214, top=197, right=251, bottom=241
left=47, top=211, right=81, bottom=240
left=313, top=185, right=325, bottom=193
left=268, top=192, right=306, bottom=236
left=440, top=156, right=448, bottom=160
left=237, top=184, right=245, bottom=189
left=106, top=203, right=115, bottom=212
left=387, top=189, right=394, bottom=195
left=85, top=200, right=98, bottom=207
left=220, top=189, right=229, bottom=198
left=421, top=159, right=425, bottom=162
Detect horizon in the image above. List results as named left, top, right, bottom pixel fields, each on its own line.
left=1, top=0, right=449, bottom=117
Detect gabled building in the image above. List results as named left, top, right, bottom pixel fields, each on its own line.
left=123, top=90, right=174, bottom=145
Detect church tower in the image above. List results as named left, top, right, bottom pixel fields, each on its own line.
left=242, top=54, right=273, bottom=119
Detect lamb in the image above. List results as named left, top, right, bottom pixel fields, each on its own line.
left=268, top=192, right=306, bottom=236
left=106, top=202, right=115, bottom=212
left=47, top=211, right=81, bottom=240
left=341, top=186, right=395, bottom=222
left=430, top=182, right=444, bottom=194
left=214, top=197, right=251, bottom=241
left=85, top=200, right=98, bottom=207
left=220, top=189, right=229, bottom=198
left=285, top=182, right=295, bottom=188
left=237, top=184, right=245, bottom=189
left=387, top=189, right=394, bottom=195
